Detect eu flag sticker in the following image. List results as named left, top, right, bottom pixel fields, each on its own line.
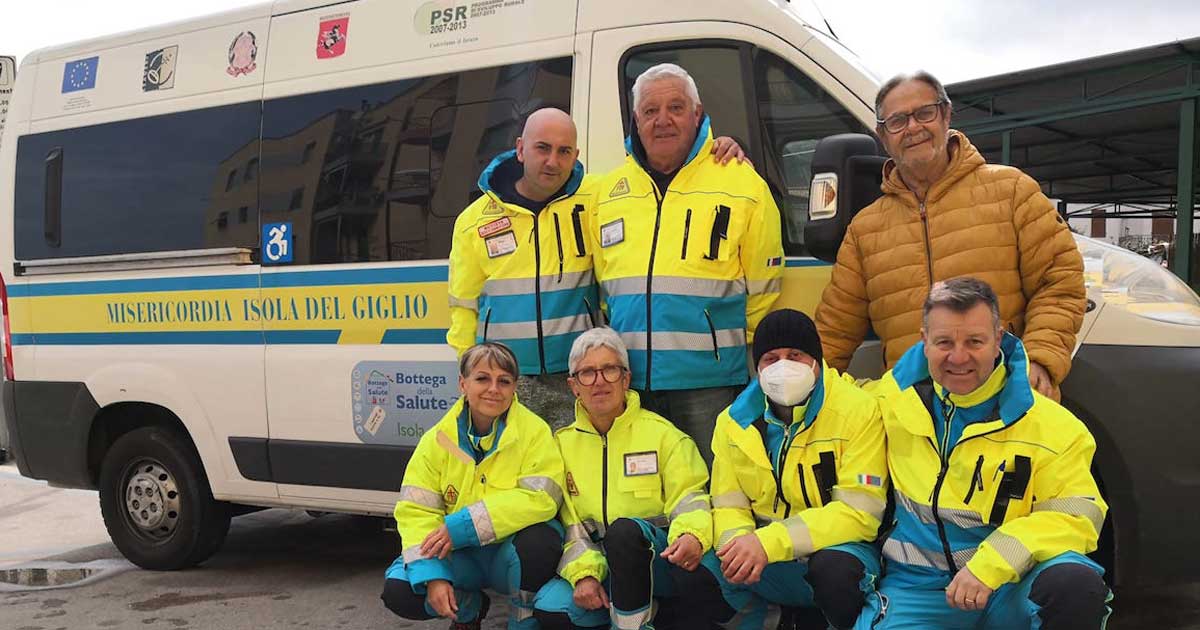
left=62, top=56, right=99, bottom=93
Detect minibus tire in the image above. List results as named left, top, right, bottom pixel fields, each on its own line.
left=98, top=426, right=231, bottom=570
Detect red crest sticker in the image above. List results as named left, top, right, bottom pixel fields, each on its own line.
left=317, top=15, right=350, bottom=59
left=477, top=217, right=512, bottom=238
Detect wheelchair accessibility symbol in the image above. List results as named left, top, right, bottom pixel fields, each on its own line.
left=262, top=222, right=293, bottom=264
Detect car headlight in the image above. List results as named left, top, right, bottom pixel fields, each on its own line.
left=1076, top=234, right=1200, bottom=326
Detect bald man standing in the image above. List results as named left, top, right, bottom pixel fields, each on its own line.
left=447, top=109, right=599, bottom=427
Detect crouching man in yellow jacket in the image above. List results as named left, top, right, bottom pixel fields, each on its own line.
left=854, top=278, right=1110, bottom=629
left=381, top=342, right=567, bottom=630
left=532, top=327, right=713, bottom=629
left=675, top=309, right=889, bottom=630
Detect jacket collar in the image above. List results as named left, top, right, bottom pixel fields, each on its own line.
left=456, top=400, right=510, bottom=462
left=567, top=390, right=643, bottom=436
left=890, top=332, right=1035, bottom=430
left=880, top=130, right=986, bottom=206
left=476, top=149, right=585, bottom=209
left=728, top=362, right=828, bottom=431
left=625, top=114, right=713, bottom=176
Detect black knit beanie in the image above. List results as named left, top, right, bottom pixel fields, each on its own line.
left=752, top=309, right=823, bottom=367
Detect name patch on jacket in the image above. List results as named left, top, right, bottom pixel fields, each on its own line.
left=485, top=231, right=518, bottom=258
left=624, top=451, right=658, bottom=476
left=601, top=218, right=625, bottom=247
left=478, top=217, right=511, bottom=238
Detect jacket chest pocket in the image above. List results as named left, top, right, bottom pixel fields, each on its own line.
left=788, top=448, right=838, bottom=509
left=618, top=473, right=661, bottom=501
left=680, top=203, right=743, bottom=263
left=958, top=453, right=1033, bottom=526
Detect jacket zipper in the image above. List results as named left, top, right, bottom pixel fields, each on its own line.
left=532, top=215, right=547, bottom=374
left=703, top=309, right=720, bottom=361
left=644, top=180, right=666, bottom=391
left=919, top=202, right=934, bottom=287
left=482, top=307, right=492, bottom=341
left=771, top=422, right=803, bottom=517
left=681, top=208, right=692, bottom=259
left=964, top=454, right=985, bottom=504
left=925, top=412, right=1030, bottom=574
left=552, top=213, right=565, bottom=282
left=601, top=434, right=610, bottom=526
left=570, top=204, right=586, bottom=257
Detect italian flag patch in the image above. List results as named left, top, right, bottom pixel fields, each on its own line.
left=857, top=474, right=883, bottom=487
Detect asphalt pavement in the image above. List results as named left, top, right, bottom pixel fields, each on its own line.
left=1, top=462, right=1198, bottom=629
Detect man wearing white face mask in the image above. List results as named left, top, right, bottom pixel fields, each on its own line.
left=672, top=309, right=889, bottom=629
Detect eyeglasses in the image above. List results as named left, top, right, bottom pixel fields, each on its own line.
left=877, top=101, right=946, bottom=134
left=572, top=365, right=627, bottom=386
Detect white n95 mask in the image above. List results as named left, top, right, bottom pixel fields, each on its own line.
left=759, top=359, right=817, bottom=407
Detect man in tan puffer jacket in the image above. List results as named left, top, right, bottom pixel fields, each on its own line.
left=815, top=71, right=1085, bottom=399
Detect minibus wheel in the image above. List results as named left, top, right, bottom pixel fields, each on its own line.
left=98, top=426, right=231, bottom=570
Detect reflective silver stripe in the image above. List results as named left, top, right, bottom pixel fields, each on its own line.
left=480, top=319, right=537, bottom=340
left=1032, top=497, right=1105, bottom=533
left=984, top=531, right=1035, bottom=576
left=518, top=475, right=564, bottom=507
left=717, top=527, right=753, bottom=551
left=783, top=516, right=814, bottom=558
left=613, top=603, right=655, bottom=630
left=896, top=490, right=985, bottom=529
left=882, top=538, right=978, bottom=572
left=483, top=270, right=594, bottom=297
left=602, top=275, right=746, bottom=299
left=832, top=487, right=886, bottom=521
left=620, top=328, right=744, bottom=352
left=399, top=485, right=445, bottom=510
left=670, top=497, right=710, bottom=520
left=448, top=295, right=478, bottom=311
left=564, top=523, right=591, bottom=543
left=558, top=537, right=604, bottom=573
left=712, top=490, right=751, bottom=510
left=747, top=277, right=782, bottom=296
left=514, top=589, right=537, bottom=620
left=467, top=501, right=497, bottom=546
left=542, top=313, right=593, bottom=337
left=882, top=538, right=948, bottom=571
left=402, top=544, right=425, bottom=564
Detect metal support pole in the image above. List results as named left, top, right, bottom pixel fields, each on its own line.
left=1174, top=98, right=1196, bottom=284
left=1001, top=130, right=1013, bottom=165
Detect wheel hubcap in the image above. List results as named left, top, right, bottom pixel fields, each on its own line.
left=123, top=459, right=181, bottom=539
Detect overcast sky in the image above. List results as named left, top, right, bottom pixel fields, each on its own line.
left=6, top=0, right=1198, bottom=84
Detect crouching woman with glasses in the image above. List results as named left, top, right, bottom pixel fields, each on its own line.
left=533, top=327, right=714, bottom=630
left=381, top=342, right=567, bottom=630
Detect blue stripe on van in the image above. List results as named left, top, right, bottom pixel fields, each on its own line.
left=264, top=330, right=342, bottom=344
left=7, top=264, right=452, bottom=297
left=7, top=274, right=259, bottom=297
left=784, top=258, right=831, bottom=268
left=261, top=265, right=448, bottom=287
left=11, top=331, right=265, bottom=345
left=381, top=329, right=448, bottom=344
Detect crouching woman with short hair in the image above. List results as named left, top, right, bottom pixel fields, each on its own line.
left=381, top=342, right=567, bottom=630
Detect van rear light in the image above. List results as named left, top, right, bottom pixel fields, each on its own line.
left=0, top=273, right=13, bottom=380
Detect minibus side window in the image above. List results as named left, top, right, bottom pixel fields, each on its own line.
left=259, top=56, right=572, bottom=265
left=753, top=50, right=868, bottom=255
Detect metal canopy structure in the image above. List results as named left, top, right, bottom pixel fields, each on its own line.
left=947, top=37, right=1200, bottom=282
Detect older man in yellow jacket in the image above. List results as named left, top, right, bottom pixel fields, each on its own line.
left=593, top=63, right=783, bottom=466
left=853, top=278, right=1110, bottom=629
left=531, top=327, right=712, bottom=630
left=815, top=71, right=1084, bottom=399
left=671, top=309, right=888, bottom=630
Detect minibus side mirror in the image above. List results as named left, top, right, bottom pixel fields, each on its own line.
left=803, top=133, right=886, bottom=263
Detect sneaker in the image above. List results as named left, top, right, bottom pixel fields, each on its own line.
left=448, top=591, right=491, bottom=630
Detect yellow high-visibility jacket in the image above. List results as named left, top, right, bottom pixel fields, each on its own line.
left=876, top=333, right=1107, bottom=590
left=591, top=116, right=783, bottom=391
left=394, top=397, right=566, bottom=587
left=710, top=364, right=888, bottom=564
left=447, top=150, right=600, bottom=375
left=555, top=391, right=712, bottom=585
